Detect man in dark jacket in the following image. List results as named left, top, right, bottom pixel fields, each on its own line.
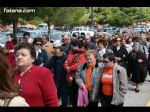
left=112, top=38, right=128, bottom=68
left=84, top=35, right=96, bottom=50
left=48, top=46, right=68, bottom=107
left=62, top=34, right=71, bottom=55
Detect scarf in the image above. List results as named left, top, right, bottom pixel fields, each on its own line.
left=85, top=66, right=92, bottom=91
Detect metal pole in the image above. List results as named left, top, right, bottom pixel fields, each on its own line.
left=91, top=7, right=94, bottom=30
left=140, top=7, right=142, bottom=26
left=13, top=19, right=17, bottom=37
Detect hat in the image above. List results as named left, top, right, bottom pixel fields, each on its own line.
left=53, top=40, right=61, bottom=47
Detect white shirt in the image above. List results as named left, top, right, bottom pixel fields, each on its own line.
left=36, top=49, right=42, bottom=59
left=98, top=48, right=106, bottom=59
left=125, top=44, right=132, bottom=53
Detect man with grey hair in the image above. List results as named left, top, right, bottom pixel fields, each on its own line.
left=84, top=35, right=96, bottom=50
left=62, top=34, right=71, bottom=55
left=139, top=34, right=149, bottom=58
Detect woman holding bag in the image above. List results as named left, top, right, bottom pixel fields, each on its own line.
left=75, top=50, right=103, bottom=107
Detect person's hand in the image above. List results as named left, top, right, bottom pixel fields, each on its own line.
left=138, top=59, right=143, bottom=63
left=67, top=67, right=71, bottom=73
left=80, top=83, right=86, bottom=89
left=40, top=63, right=44, bottom=67
left=68, top=77, right=73, bottom=83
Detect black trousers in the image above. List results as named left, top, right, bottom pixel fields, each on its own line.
left=67, top=79, right=78, bottom=107
left=87, top=102, right=98, bottom=107
left=101, top=94, right=123, bottom=107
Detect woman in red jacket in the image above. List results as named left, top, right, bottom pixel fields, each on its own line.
left=4, top=34, right=17, bottom=69
left=14, top=42, right=59, bottom=107
left=64, top=40, right=86, bottom=107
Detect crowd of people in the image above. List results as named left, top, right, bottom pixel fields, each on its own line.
left=0, top=31, right=149, bottom=107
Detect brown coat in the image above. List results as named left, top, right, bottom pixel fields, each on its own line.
left=43, top=42, right=54, bottom=59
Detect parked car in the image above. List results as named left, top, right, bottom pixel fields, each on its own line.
left=50, top=31, right=63, bottom=43
left=133, top=27, right=146, bottom=33
left=0, top=30, right=13, bottom=36
left=71, top=26, right=94, bottom=37
left=0, top=36, right=7, bottom=48
left=37, top=23, right=48, bottom=31
left=23, top=30, right=43, bottom=39
left=96, top=32, right=112, bottom=37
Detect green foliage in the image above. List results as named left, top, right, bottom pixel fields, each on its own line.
left=0, top=7, right=150, bottom=26
left=29, top=17, right=43, bottom=25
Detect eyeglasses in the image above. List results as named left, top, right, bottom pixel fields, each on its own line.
left=35, top=43, right=42, bottom=46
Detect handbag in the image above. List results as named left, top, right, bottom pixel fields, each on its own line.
left=77, top=88, right=89, bottom=107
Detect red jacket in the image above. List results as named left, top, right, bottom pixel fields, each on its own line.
left=15, top=65, right=59, bottom=107
left=64, top=48, right=86, bottom=81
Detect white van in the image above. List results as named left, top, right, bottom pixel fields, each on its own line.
left=38, top=23, right=48, bottom=31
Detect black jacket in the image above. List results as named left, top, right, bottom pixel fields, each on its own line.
left=33, top=49, right=49, bottom=68
left=48, top=53, right=67, bottom=84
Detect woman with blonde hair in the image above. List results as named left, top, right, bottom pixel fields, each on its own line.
left=75, top=50, right=103, bottom=107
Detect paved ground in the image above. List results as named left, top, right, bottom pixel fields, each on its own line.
left=124, top=74, right=150, bottom=107
left=98, top=73, right=150, bottom=107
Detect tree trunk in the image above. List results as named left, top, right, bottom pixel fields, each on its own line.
left=13, top=19, right=18, bottom=37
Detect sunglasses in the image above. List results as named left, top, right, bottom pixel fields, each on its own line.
left=35, top=43, right=42, bottom=46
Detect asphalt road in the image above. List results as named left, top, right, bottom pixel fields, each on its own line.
left=124, top=73, right=150, bottom=107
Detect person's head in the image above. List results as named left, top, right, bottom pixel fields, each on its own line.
left=103, top=35, right=110, bottom=41
left=7, top=34, right=14, bottom=42
left=23, top=32, right=30, bottom=42
left=55, top=46, right=64, bottom=57
left=70, top=36, right=76, bottom=42
left=33, top=38, right=43, bottom=51
left=133, top=41, right=141, bottom=52
left=86, top=50, right=97, bottom=67
left=62, top=34, right=70, bottom=45
left=97, top=39, right=106, bottom=50
left=140, top=34, right=146, bottom=42
left=7, top=34, right=17, bottom=45
left=121, top=39, right=127, bottom=46
left=0, top=52, right=16, bottom=93
left=72, top=32, right=79, bottom=39
left=42, top=36, right=49, bottom=44
left=126, top=37, right=132, bottom=44
left=115, top=37, right=121, bottom=46
left=71, top=40, right=82, bottom=51
left=84, top=35, right=91, bottom=44
left=14, top=42, right=36, bottom=68
left=102, top=52, right=116, bottom=67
